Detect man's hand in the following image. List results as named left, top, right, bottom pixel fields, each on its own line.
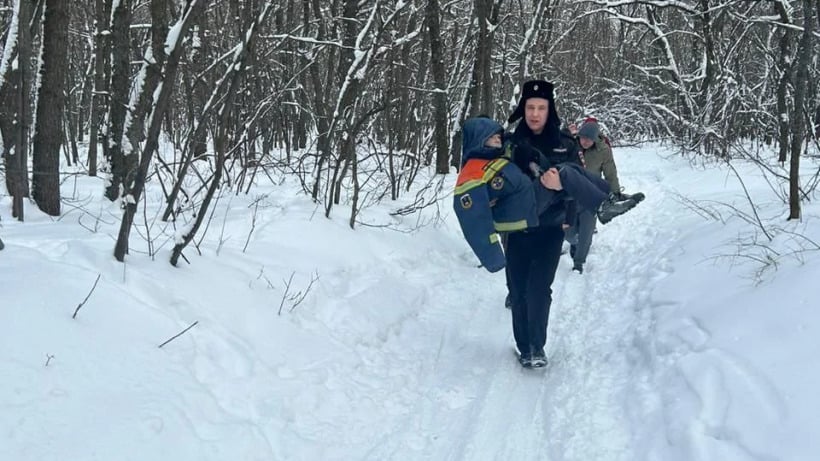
left=561, top=223, right=571, bottom=231
left=515, top=140, right=540, bottom=165
left=540, top=167, right=563, bottom=190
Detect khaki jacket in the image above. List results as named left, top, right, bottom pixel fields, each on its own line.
left=581, top=136, right=620, bottom=193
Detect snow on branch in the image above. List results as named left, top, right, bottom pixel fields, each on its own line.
left=0, top=0, right=20, bottom=88
left=261, top=33, right=344, bottom=49
left=588, top=0, right=697, bottom=15
left=146, top=0, right=203, bottom=132
left=331, top=0, right=412, bottom=121
left=599, top=8, right=696, bottom=119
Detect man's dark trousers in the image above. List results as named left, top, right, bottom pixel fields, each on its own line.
left=506, top=226, right=564, bottom=354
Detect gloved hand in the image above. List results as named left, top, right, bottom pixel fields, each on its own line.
left=513, top=140, right=542, bottom=176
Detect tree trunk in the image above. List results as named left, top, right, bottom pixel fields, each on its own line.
left=114, top=0, right=207, bottom=262
left=121, top=0, right=168, bottom=186
left=87, top=0, right=112, bottom=177
left=468, top=0, right=493, bottom=117
left=111, top=0, right=168, bottom=255
left=426, top=0, right=450, bottom=174
left=77, top=46, right=95, bottom=144
left=775, top=2, right=793, bottom=163
left=697, top=0, right=718, bottom=124
left=104, top=0, right=132, bottom=200
left=65, top=101, right=80, bottom=164
left=348, top=139, right=360, bottom=228
left=31, top=0, right=70, bottom=216
left=189, top=14, right=209, bottom=160
left=1, top=0, right=33, bottom=220
left=788, top=0, right=815, bottom=220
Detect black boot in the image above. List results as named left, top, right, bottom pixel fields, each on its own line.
left=572, top=262, right=583, bottom=274
left=569, top=244, right=576, bottom=259
left=530, top=348, right=548, bottom=368
left=518, top=350, right=532, bottom=368
left=598, top=193, right=638, bottom=224
left=621, top=191, right=645, bottom=203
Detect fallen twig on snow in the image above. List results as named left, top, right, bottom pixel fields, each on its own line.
left=72, top=274, right=102, bottom=319
left=278, top=271, right=319, bottom=315
left=158, top=321, right=199, bottom=348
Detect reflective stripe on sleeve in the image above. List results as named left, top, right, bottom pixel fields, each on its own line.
left=493, top=219, right=528, bottom=232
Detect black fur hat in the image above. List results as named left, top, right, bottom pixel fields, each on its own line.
left=507, top=80, right=557, bottom=124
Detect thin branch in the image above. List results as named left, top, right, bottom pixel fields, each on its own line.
left=72, top=274, right=101, bottom=319
left=289, top=271, right=319, bottom=313
left=158, top=321, right=199, bottom=348
left=243, top=199, right=261, bottom=253
left=277, top=272, right=295, bottom=316
left=726, top=161, right=773, bottom=241
left=277, top=271, right=319, bottom=315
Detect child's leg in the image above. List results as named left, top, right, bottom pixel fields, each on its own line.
left=556, top=163, right=610, bottom=211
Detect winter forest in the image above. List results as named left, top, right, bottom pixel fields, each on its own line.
left=0, top=0, right=818, bottom=261
left=3, top=1, right=820, bottom=459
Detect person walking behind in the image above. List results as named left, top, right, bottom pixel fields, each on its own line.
left=565, top=120, right=644, bottom=274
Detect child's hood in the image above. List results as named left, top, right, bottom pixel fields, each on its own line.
left=462, top=117, right=504, bottom=164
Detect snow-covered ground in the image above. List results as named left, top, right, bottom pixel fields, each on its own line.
left=1, top=144, right=818, bottom=460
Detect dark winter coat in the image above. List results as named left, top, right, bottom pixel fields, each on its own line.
left=506, top=122, right=583, bottom=229
left=453, top=118, right=561, bottom=273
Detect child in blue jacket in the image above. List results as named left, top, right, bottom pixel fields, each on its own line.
left=453, top=116, right=625, bottom=273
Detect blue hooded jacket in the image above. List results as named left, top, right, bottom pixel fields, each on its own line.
left=453, top=118, right=560, bottom=272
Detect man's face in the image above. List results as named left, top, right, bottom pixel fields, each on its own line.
left=579, top=136, right=594, bottom=149
left=525, top=98, right=549, bottom=134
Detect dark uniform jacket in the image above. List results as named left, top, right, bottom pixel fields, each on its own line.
left=506, top=122, right=582, bottom=229
left=453, top=118, right=561, bottom=273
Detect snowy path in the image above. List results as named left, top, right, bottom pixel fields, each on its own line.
left=260, top=158, right=679, bottom=460
left=5, top=149, right=809, bottom=460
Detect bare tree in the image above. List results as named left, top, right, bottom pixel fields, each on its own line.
left=0, top=0, right=33, bottom=220
left=426, top=0, right=449, bottom=174
left=775, top=0, right=796, bottom=164
left=31, top=0, right=70, bottom=216
left=113, top=0, right=207, bottom=261
left=169, top=1, right=274, bottom=266
left=103, top=0, right=132, bottom=200
left=788, top=0, right=816, bottom=219
left=86, top=0, right=112, bottom=177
